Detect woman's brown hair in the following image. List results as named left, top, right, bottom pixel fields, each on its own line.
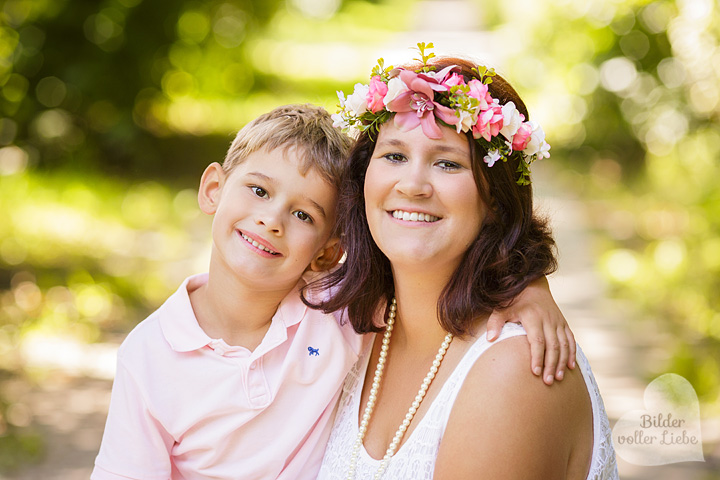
left=303, top=57, right=557, bottom=337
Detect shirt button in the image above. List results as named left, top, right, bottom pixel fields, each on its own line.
left=209, top=340, right=228, bottom=356
left=250, top=362, right=256, bottom=370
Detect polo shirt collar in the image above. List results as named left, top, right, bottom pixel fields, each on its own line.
left=159, top=274, right=212, bottom=352
left=158, top=273, right=309, bottom=353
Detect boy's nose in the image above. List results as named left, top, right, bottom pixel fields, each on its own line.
left=255, top=208, right=284, bottom=235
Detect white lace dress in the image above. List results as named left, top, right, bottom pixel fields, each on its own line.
left=317, top=323, right=619, bottom=479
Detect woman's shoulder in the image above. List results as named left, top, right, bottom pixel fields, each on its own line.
left=433, top=327, right=593, bottom=479
left=467, top=328, right=589, bottom=413
left=468, top=331, right=547, bottom=397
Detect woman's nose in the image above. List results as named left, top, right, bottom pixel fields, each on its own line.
left=395, top=163, right=433, bottom=197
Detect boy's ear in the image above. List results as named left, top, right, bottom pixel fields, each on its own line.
left=309, top=237, right=344, bottom=272
left=198, top=162, right=226, bottom=215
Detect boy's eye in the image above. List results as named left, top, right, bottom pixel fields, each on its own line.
left=383, top=153, right=406, bottom=163
left=293, top=210, right=313, bottom=223
left=251, top=186, right=268, bottom=198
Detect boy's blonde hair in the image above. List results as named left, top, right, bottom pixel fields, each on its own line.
left=222, top=104, right=353, bottom=192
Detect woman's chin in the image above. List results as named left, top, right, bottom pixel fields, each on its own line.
left=385, top=248, right=463, bottom=276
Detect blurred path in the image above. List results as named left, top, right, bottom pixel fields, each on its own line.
left=1, top=375, right=112, bottom=480
left=3, top=166, right=718, bottom=479
left=535, top=163, right=719, bottom=480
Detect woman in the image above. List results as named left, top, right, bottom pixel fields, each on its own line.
left=312, top=48, right=618, bottom=479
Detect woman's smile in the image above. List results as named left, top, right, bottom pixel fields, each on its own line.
left=364, top=121, right=486, bottom=272
left=390, top=209, right=440, bottom=223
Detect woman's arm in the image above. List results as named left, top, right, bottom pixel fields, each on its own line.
left=433, top=336, right=593, bottom=480
left=487, top=276, right=576, bottom=385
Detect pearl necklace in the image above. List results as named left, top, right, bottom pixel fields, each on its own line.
left=346, top=297, right=454, bottom=480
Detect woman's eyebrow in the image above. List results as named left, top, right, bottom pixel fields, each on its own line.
left=375, top=138, right=407, bottom=149
left=377, top=138, right=468, bottom=156
left=429, top=144, right=469, bottom=156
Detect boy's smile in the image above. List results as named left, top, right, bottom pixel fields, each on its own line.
left=200, top=146, right=339, bottom=294
left=239, top=231, right=280, bottom=256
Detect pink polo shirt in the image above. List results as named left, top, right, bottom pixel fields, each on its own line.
left=91, top=273, right=364, bottom=480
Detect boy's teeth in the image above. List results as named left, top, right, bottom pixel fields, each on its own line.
left=241, top=233, right=278, bottom=254
left=392, top=210, right=438, bottom=223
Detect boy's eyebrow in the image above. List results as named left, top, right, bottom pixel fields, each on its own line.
left=307, top=199, right=327, bottom=219
left=247, top=171, right=327, bottom=219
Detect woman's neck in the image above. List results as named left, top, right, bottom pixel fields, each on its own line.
left=391, top=267, right=452, bottom=350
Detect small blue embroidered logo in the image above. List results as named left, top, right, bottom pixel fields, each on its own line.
left=308, top=346, right=320, bottom=356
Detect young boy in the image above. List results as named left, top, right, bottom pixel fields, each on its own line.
left=92, top=105, right=360, bottom=480
left=92, top=104, right=573, bottom=480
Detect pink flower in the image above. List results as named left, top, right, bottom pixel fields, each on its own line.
left=512, top=122, right=533, bottom=151
left=386, top=69, right=459, bottom=139
left=467, top=79, right=493, bottom=109
left=416, top=65, right=458, bottom=91
left=472, top=104, right=504, bottom=142
left=366, top=75, right=389, bottom=114
left=442, top=73, right=465, bottom=89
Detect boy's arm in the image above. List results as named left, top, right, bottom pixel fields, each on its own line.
left=486, top=276, right=576, bottom=386
left=91, top=359, right=174, bottom=480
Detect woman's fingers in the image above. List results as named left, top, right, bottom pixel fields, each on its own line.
left=566, top=325, right=577, bottom=369
left=541, top=322, right=560, bottom=385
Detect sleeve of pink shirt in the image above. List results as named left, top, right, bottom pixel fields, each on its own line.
left=91, top=355, right=175, bottom=480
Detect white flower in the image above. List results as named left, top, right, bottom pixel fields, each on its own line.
left=345, top=83, right=370, bottom=116
left=523, top=121, right=549, bottom=157
left=484, top=149, right=502, bottom=167
left=331, top=113, right=349, bottom=130
left=336, top=90, right=346, bottom=108
left=535, top=141, right=551, bottom=159
left=456, top=109, right=476, bottom=133
left=499, top=102, right=522, bottom=139
left=383, top=77, right=409, bottom=106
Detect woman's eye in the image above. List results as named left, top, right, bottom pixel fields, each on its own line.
left=383, top=153, right=406, bottom=163
left=437, top=160, right=461, bottom=170
left=294, top=210, right=313, bottom=223
left=251, top=186, right=268, bottom=198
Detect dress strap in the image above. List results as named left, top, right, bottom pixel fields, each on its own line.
left=426, top=323, right=528, bottom=439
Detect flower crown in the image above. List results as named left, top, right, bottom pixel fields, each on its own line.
left=332, top=43, right=550, bottom=185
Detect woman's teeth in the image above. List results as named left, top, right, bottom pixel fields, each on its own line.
left=392, top=210, right=439, bottom=222
left=241, top=233, right=278, bottom=254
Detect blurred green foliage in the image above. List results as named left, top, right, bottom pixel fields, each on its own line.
left=495, top=0, right=720, bottom=410
left=1, top=0, right=718, bottom=471
left=0, top=169, right=213, bottom=469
